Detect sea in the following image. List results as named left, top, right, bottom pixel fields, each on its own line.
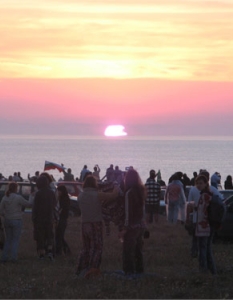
left=1, top=135, right=233, bottom=184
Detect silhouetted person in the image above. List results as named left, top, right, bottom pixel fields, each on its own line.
left=224, top=175, right=233, bottom=190
left=190, top=172, right=198, bottom=186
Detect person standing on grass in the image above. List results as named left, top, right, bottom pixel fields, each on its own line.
left=0, top=182, right=32, bottom=263
left=195, top=175, right=217, bottom=274
left=76, top=175, right=118, bottom=277
left=145, top=170, right=161, bottom=224
left=165, top=174, right=186, bottom=224
left=118, top=169, right=146, bottom=276
left=32, top=175, right=57, bottom=260
left=188, top=170, right=223, bottom=258
left=55, top=185, right=71, bottom=255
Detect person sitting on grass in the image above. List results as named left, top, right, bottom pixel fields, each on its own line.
left=76, top=175, right=119, bottom=278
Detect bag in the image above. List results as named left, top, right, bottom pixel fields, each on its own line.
left=185, top=202, right=195, bottom=235
left=208, top=194, right=226, bottom=230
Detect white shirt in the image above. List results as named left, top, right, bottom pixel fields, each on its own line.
left=188, top=186, right=223, bottom=223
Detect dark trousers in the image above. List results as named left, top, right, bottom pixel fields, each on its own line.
left=191, top=223, right=198, bottom=257
left=55, top=219, right=70, bottom=255
left=197, top=228, right=217, bottom=274
left=77, top=222, right=103, bottom=274
left=123, top=228, right=144, bottom=274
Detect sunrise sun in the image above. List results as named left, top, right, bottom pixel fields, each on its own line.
left=104, top=125, right=127, bottom=137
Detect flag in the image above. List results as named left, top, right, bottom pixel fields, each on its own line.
left=44, top=161, right=65, bottom=173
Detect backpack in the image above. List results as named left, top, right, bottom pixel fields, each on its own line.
left=208, top=194, right=226, bottom=230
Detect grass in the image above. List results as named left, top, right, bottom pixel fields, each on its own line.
left=0, top=213, right=233, bottom=299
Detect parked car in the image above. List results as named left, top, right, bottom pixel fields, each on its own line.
left=215, top=195, right=233, bottom=238
left=219, top=190, right=233, bottom=200
left=55, top=181, right=83, bottom=198
left=0, top=181, right=36, bottom=203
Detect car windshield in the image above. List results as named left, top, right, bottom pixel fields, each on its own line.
left=224, top=195, right=233, bottom=206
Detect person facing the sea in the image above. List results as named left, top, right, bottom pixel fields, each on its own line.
left=224, top=175, right=233, bottom=190
left=32, top=176, right=57, bottom=260
left=190, top=172, right=198, bottom=186
left=194, top=175, right=216, bottom=274
left=28, top=171, right=40, bottom=183
left=76, top=175, right=118, bottom=277
left=92, top=164, right=101, bottom=180
left=12, top=172, right=21, bottom=182
left=118, top=169, right=146, bottom=276
left=62, top=167, right=75, bottom=181
left=0, top=182, right=32, bottom=263
left=55, top=185, right=71, bottom=256
left=80, top=165, right=90, bottom=182
left=145, top=170, right=161, bottom=223
left=106, top=164, right=115, bottom=182
left=114, top=166, right=123, bottom=184
left=165, top=174, right=186, bottom=224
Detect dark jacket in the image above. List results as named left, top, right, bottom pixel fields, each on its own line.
left=124, top=187, right=145, bottom=229
left=59, top=195, right=70, bottom=220
left=224, top=181, right=233, bottom=190
left=32, top=176, right=56, bottom=224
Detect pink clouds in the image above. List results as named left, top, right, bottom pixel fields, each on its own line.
left=1, top=79, right=232, bottom=128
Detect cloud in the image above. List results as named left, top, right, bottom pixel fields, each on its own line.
left=0, top=0, right=233, bottom=80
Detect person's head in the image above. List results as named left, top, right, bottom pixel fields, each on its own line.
left=193, top=171, right=198, bottom=177
left=199, top=170, right=210, bottom=181
left=57, top=185, right=69, bottom=199
left=8, top=175, right=13, bottom=181
left=83, top=175, right=98, bottom=189
left=84, top=165, right=87, bottom=169
left=17, top=172, right=21, bottom=176
left=40, top=172, right=52, bottom=184
left=68, top=168, right=71, bottom=174
left=14, top=172, right=17, bottom=176
left=176, top=172, right=183, bottom=180
left=195, top=175, right=209, bottom=191
left=35, top=171, right=40, bottom=177
left=36, top=175, right=49, bottom=189
left=172, top=173, right=180, bottom=181
left=94, top=166, right=97, bottom=172
left=115, top=166, right=119, bottom=170
left=183, top=173, right=187, bottom=178
left=226, top=175, right=232, bottom=182
left=6, top=182, right=18, bottom=197
left=110, top=164, right=113, bottom=169
left=125, top=169, right=143, bottom=191
left=149, top=170, right=156, bottom=179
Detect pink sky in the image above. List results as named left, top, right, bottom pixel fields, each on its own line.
left=0, top=0, right=233, bottom=136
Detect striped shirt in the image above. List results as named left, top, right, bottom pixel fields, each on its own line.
left=145, top=178, right=161, bottom=205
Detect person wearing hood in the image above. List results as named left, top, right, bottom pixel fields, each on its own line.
left=32, top=175, right=56, bottom=260
left=0, top=182, right=32, bottom=263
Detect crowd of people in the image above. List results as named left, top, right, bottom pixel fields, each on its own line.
left=0, top=165, right=230, bottom=278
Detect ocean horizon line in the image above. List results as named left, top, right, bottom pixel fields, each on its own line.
left=1, top=134, right=233, bottom=141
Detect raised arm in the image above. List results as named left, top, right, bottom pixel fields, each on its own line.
left=98, top=186, right=119, bottom=205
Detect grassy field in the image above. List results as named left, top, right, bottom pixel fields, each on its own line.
left=0, top=213, right=233, bottom=299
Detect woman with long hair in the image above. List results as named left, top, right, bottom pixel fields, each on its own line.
left=0, top=182, right=31, bottom=263
left=195, top=175, right=216, bottom=274
left=55, top=185, right=71, bottom=255
left=76, top=175, right=118, bottom=277
left=119, top=169, right=146, bottom=276
left=224, top=175, right=233, bottom=190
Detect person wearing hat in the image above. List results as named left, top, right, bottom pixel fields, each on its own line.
left=145, top=170, right=161, bottom=224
